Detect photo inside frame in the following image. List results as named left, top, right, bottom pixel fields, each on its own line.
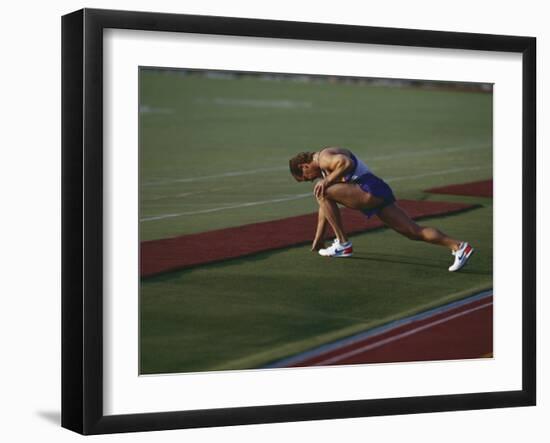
left=138, top=67, right=493, bottom=375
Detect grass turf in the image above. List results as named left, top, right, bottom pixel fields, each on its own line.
left=140, top=70, right=492, bottom=240
left=140, top=200, right=492, bottom=374
left=139, top=70, right=493, bottom=374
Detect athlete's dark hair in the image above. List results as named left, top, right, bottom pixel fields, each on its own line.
left=289, top=152, right=314, bottom=181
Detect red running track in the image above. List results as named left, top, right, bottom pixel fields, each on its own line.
left=426, top=179, right=493, bottom=198
left=287, top=294, right=493, bottom=368
left=141, top=199, right=476, bottom=278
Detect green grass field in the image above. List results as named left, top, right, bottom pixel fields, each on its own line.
left=139, top=69, right=493, bottom=374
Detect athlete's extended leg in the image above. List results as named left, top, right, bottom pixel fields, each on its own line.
left=321, top=184, right=473, bottom=270
left=378, top=203, right=461, bottom=250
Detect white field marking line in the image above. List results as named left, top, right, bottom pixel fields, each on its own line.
left=139, top=164, right=491, bottom=222
left=314, top=301, right=493, bottom=366
left=385, top=164, right=489, bottom=183
left=140, top=193, right=311, bottom=222
left=143, top=166, right=287, bottom=186
left=139, top=105, right=173, bottom=114
left=142, top=143, right=490, bottom=187
left=144, top=191, right=197, bottom=201
left=142, top=187, right=230, bottom=202
left=366, top=143, right=490, bottom=163
left=208, top=97, right=313, bottom=109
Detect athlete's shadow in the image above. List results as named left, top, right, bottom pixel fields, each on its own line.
left=350, top=254, right=442, bottom=269
left=350, top=254, right=489, bottom=275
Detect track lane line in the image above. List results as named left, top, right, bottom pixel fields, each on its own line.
left=266, top=291, right=492, bottom=368
left=314, top=301, right=493, bottom=366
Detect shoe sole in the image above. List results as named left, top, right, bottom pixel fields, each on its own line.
left=319, top=252, right=353, bottom=258
left=448, top=247, right=475, bottom=272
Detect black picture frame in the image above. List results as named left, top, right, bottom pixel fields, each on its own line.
left=62, top=8, right=536, bottom=435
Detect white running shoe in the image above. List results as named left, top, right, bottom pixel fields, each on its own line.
left=318, top=239, right=353, bottom=257
left=448, top=242, right=474, bottom=272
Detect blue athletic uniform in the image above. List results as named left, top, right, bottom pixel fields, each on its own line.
left=322, top=151, right=396, bottom=218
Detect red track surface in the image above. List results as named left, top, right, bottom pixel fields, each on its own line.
left=426, top=179, right=493, bottom=198
left=141, top=199, right=476, bottom=278
left=290, top=295, right=493, bottom=367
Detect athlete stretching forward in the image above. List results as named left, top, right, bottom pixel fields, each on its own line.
left=289, top=147, right=474, bottom=271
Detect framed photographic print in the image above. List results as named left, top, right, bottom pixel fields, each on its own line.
left=62, top=8, right=536, bottom=435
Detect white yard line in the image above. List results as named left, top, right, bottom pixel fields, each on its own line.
left=206, top=97, right=313, bottom=109
left=143, top=166, right=287, bottom=186
left=367, top=143, right=489, bottom=162
left=140, top=193, right=311, bottom=222
left=385, top=164, right=489, bottom=183
left=139, top=105, right=173, bottom=114
left=142, top=143, right=490, bottom=187
left=140, top=164, right=490, bottom=222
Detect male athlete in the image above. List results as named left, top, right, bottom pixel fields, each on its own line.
left=289, top=147, right=474, bottom=271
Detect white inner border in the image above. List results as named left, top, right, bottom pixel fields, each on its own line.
left=103, top=29, right=522, bottom=415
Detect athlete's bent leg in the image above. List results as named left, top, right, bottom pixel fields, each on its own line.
left=378, top=203, right=461, bottom=251
left=311, top=204, right=328, bottom=250
left=324, top=183, right=384, bottom=210
left=317, top=183, right=385, bottom=244
left=316, top=194, right=348, bottom=243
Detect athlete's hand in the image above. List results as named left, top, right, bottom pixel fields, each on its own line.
left=311, top=238, right=326, bottom=251
left=314, top=179, right=327, bottom=199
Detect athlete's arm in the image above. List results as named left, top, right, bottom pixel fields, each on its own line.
left=314, top=151, right=353, bottom=198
